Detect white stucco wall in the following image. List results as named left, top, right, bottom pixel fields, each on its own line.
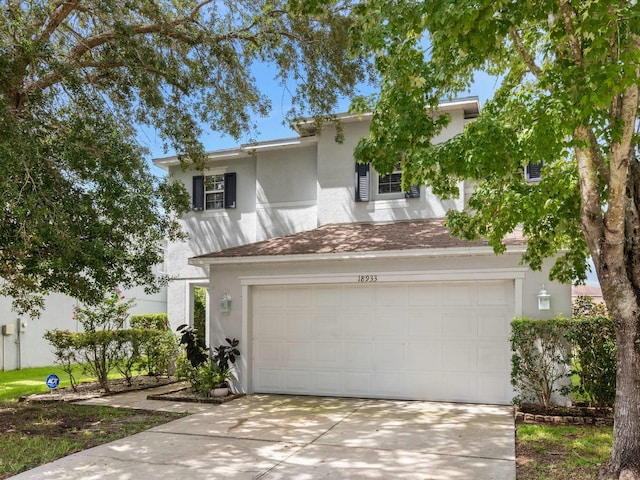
left=0, top=285, right=167, bottom=371
left=316, top=114, right=467, bottom=227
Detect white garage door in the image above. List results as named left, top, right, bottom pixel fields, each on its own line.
left=252, top=281, right=514, bottom=404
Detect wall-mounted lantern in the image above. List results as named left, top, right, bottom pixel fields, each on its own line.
left=219, top=291, right=232, bottom=313
left=537, top=284, right=551, bottom=310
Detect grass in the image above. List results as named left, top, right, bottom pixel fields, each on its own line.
left=0, top=401, right=186, bottom=479
left=516, top=424, right=613, bottom=479
left=0, top=365, right=132, bottom=401
left=0, top=365, right=186, bottom=479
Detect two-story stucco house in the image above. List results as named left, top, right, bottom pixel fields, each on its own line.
left=154, top=96, right=570, bottom=405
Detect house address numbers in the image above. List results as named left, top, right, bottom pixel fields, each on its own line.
left=357, top=274, right=378, bottom=283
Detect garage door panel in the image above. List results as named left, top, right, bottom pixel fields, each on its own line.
left=315, top=286, right=342, bottom=306
left=405, top=372, right=443, bottom=399
left=342, top=285, right=374, bottom=305
left=407, top=311, right=442, bottom=337
left=477, top=282, right=511, bottom=305
left=284, top=310, right=311, bottom=337
left=254, top=310, right=282, bottom=338
left=283, top=370, right=311, bottom=391
left=312, top=309, right=341, bottom=336
left=443, top=284, right=474, bottom=306
left=254, top=287, right=282, bottom=307
left=314, top=342, right=341, bottom=366
left=255, top=369, right=283, bottom=390
left=478, top=309, right=511, bottom=337
left=342, top=309, right=372, bottom=338
left=285, top=342, right=312, bottom=365
left=343, top=372, right=372, bottom=395
left=442, top=311, right=478, bottom=337
left=253, top=281, right=514, bottom=404
left=478, top=376, right=511, bottom=404
left=442, top=343, right=477, bottom=371
left=254, top=341, right=282, bottom=365
left=375, top=285, right=407, bottom=306
left=285, top=287, right=312, bottom=306
left=343, top=342, right=373, bottom=369
left=406, top=342, right=442, bottom=370
left=373, top=342, right=405, bottom=371
left=408, top=284, right=442, bottom=306
left=373, top=308, right=406, bottom=337
left=315, top=371, right=341, bottom=393
left=374, top=372, right=403, bottom=395
left=442, top=374, right=478, bottom=402
left=477, top=344, right=510, bottom=372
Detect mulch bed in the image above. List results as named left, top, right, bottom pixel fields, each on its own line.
left=21, top=375, right=179, bottom=403
left=147, top=387, right=245, bottom=404
left=21, top=375, right=245, bottom=405
left=515, top=403, right=614, bottom=425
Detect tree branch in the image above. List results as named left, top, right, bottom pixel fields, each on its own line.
left=558, top=0, right=583, bottom=67
left=38, top=0, right=82, bottom=46
left=508, top=27, right=542, bottom=79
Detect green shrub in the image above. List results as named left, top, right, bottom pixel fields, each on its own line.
left=130, top=313, right=169, bottom=330
left=135, top=329, right=180, bottom=377
left=510, top=316, right=573, bottom=407
left=570, top=316, right=616, bottom=408
left=42, top=330, right=79, bottom=390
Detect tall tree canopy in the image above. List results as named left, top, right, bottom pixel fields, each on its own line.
left=349, top=0, right=640, bottom=478
left=0, top=0, right=368, bottom=314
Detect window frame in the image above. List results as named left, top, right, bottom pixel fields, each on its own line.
left=377, top=162, right=403, bottom=196
left=204, top=173, right=225, bottom=210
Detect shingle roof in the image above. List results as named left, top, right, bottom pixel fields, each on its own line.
left=193, top=219, right=526, bottom=260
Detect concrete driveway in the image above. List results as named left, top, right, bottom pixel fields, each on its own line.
left=11, top=393, right=515, bottom=479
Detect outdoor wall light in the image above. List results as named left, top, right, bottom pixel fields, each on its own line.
left=219, top=291, right=232, bottom=313
left=537, top=284, right=551, bottom=310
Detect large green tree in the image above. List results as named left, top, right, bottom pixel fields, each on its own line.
left=0, top=0, right=368, bottom=314
left=349, top=0, right=640, bottom=478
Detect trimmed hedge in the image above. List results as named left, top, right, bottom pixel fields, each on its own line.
left=130, top=313, right=169, bottom=330
left=510, top=316, right=573, bottom=408
left=510, top=316, right=616, bottom=408
left=570, top=316, right=616, bottom=407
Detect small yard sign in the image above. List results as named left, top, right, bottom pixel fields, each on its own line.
left=45, top=374, right=60, bottom=391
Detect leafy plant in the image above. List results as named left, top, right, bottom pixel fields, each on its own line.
left=510, top=317, right=573, bottom=408
left=175, top=327, right=240, bottom=395
left=42, top=330, right=79, bottom=391
left=212, top=338, right=241, bottom=371
left=176, top=324, right=207, bottom=368
left=570, top=316, right=616, bottom=408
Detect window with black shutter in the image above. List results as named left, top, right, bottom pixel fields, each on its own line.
left=192, top=172, right=237, bottom=210
left=526, top=161, right=543, bottom=182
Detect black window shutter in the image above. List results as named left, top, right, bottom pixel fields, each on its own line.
left=526, top=161, right=543, bottom=180
left=224, top=172, right=237, bottom=209
left=192, top=175, right=204, bottom=211
left=405, top=185, right=421, bottom=198
left=355, top=163, right=370, bottom=202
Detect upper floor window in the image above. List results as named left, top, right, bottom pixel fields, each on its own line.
left=192, top=172, right=237, bottom=211
left=205, top=174, right=225, bottom=209
left=355, top=162, right=420, bottom=202
left=525, top=161, right=543, bottom=183
left=378, top=163, right=403, bottom=194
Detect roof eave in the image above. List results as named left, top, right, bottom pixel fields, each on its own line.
left=188, top=244, right=527, bottom=267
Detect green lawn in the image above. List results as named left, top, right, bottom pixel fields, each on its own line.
left=516, top=424, right=613, bottom=479
left=0, top=365, right=119, bottom=401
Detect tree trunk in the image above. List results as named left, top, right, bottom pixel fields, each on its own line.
left=602, top=294, right=640, bottom=479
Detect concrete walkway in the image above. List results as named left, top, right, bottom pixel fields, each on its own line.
left=11, top=387, right=516, bottom=479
